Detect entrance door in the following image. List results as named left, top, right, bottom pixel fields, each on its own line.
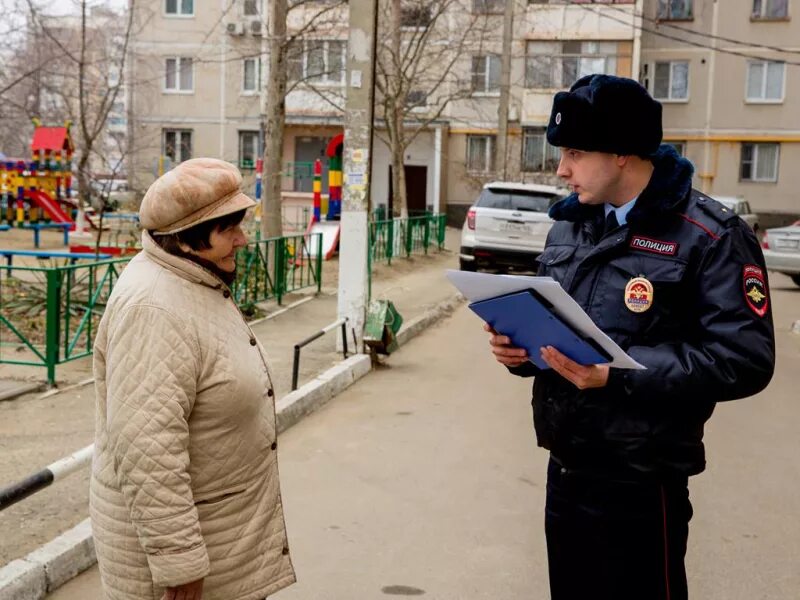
left=294, top=136, right=330, bottom=193
left=388, top=165, right=428, bottom=215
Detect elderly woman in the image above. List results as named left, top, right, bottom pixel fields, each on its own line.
left=90, top=158, right=295, bottom=600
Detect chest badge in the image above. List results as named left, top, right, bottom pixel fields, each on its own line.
left=624, top=277, right=654, bottom=313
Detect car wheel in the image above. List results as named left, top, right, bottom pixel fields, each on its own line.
left=459, top=258, right=477, bottom=272
left=791, top=274, right=800, bottom=287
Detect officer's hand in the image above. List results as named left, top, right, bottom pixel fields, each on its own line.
left=540, top=345, right=609, bottom=390
left=484, top=323, right=529, bottom=367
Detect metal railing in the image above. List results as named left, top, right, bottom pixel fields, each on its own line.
left=0, top=257, right=131, bottom=385
left=291, top=317, right=356, bottom=391
left=369, top=214, right=447, bottom=264
left=0, top=445, right=93, bottom=511
left=0, top=234, right=324, bottom=384
left=233, top=232, right=323, bottom=307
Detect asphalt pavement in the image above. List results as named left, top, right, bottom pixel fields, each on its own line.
left=50, top=273, right=800, bottom=599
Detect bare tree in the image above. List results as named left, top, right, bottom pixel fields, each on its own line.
left=260, top=0, right=347, bottom=238
left=375, top=0, right=493, bottom=218
left=0, top=0, right=136, bottom=220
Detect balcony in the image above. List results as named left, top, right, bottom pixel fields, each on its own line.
left=522, top=1, right=637, bottom=40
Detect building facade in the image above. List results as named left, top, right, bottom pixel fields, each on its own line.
left=128, top=0, right=642, bottom=225
left=641, top=0, right=799, bottom=220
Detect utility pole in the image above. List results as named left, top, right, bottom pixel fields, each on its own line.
left=337, top=0, right=378, bottom=348
left=496, top=0, right=514, bottom=180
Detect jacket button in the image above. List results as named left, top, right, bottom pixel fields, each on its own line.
left=223, top=290, right=230, bottom=298
left=250, top=338, right=257, bottom=346
left=281, top=546, right=289, bottom=555
left=271, top=441, right=277, bottom=451
left=267, top=389, right=274, bottom=397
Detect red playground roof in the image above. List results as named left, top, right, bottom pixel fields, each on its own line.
left=31, top=127, right=74, bottom=153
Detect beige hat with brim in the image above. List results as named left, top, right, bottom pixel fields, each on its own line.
left=139, top=157, right=257, bottom=235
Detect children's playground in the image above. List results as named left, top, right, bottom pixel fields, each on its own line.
left=0, top=120, right=140, bottom=256
left=0, top=122, right=446, bottom=384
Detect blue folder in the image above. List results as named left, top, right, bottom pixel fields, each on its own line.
left=469, top=289, right=611, bottom=370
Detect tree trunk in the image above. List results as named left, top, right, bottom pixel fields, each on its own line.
left=262, top=0, right=288, bottom=239
left=391, top=135, right=408, bottom=219
left=495, top=0, right=514, bottom=181
left=388, top=0, right=407, bottom=218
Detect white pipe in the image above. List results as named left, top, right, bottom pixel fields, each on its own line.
left=48, top=444, right=94, bottom=481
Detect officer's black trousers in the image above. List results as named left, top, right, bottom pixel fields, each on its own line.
left=545, top=458, right=693, bottom=600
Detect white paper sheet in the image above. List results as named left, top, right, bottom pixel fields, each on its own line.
left=446, top=269, right=646, bottom=370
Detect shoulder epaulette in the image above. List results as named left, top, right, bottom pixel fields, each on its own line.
left=692, top=191, right=739, bottom=228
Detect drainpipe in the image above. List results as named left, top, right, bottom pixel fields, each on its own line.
left=700, top=0, right=719, bottom=194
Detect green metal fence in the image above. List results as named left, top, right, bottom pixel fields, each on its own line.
left=369, top=214, right=447, bottom=265
left=233, top=233, right=322, bottom=307
left=0, top=257, right=131, bottom=385
left=0, top=233, right=323, bottom=384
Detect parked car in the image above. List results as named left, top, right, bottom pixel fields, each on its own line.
left=460, top=182, right=565, bottom=272
left=762, top=221, right=800, bottom=287
left=713, top=196, right=759, bottom=234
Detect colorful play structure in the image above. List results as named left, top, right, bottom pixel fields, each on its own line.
left=306, top=134, right=344, bottom=260
left=0, top=120, right=78, bottom=230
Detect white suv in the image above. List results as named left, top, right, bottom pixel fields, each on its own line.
left=459, top=182, right=565, bottom=272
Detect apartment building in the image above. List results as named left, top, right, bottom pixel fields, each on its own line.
left=444, top=0, right=641, bottom=224
left=127, top=0, right=266, bottom=191
left=641, top=0, right=799, bottom=219
left=128, top=0, right=641, bottom=224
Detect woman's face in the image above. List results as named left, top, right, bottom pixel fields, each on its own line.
left=190, top=222, right=247, bottom=273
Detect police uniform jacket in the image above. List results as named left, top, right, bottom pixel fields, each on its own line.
left=511, top=145, right=775, bottom=479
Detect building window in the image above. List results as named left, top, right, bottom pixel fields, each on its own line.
left=242, top=58, right=260, bottom=92
left=239, top=131, right=259, bottom=170
left=288, top=40, right=345, bottom=85
left=163, top=130, right=192, bottom=163
left=471, top=55, right=501, bottom=94
left=746, top=60, right=784, bottom=101
left=165, top=0, right=193, bottom=15
left=466, top=135, right=495, bottom=172
left=522, top=128, right=560, bottom=172
left=657, top=0, right=692, bottom=20
left=665, top=141, right=686, bottom=157
left=406, top=90, right=428, bottom=107
left=652, top=61, right=689, bottom=100
left=525, top=41, right=623, bottom=89
left=752, top=0, right=788, bottom=18
left=401, top=5, right=432, bottom=27
left=243, top=0, right=260, bottom=15
left=740, top=143, right=779, bottom=182
left=164, top=57, right=193, bottom=92
left=473, top=0, right=503, bottom=14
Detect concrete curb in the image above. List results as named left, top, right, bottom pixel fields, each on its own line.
left=0, top=382, right=45, bottom=403
left=396, top=294, right=464, bottom=347
left=0, top=520, right=93, bottom=600
left=0, top=293, right=464, bottom=600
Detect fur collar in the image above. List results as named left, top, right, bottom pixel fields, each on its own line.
left=548, top=144, right=695, bottom=225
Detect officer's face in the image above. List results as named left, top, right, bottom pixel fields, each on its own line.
left=556, top=149, right=621, bottom=205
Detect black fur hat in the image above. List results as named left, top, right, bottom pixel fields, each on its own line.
left=546, top=74, right=663, bottom=157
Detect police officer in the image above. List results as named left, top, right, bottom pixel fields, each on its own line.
left=486, top=75, right=775, bottom=599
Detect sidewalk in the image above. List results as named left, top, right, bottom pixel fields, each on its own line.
left=49, top=305, right=545, bottom=600
left=0, top=227, right=462, bottom=567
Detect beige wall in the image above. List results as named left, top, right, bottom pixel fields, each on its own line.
left=129, top=0, right=640, bottom=212
left=670, top=140, right=800, bottom=215
left=642, top=0, right=800, bottom=214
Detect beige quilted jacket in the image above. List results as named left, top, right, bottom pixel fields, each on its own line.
left=90, top=232, right=296, bottom=600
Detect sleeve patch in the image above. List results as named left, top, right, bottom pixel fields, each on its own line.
left=743, top=265, right=768, bottom=317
